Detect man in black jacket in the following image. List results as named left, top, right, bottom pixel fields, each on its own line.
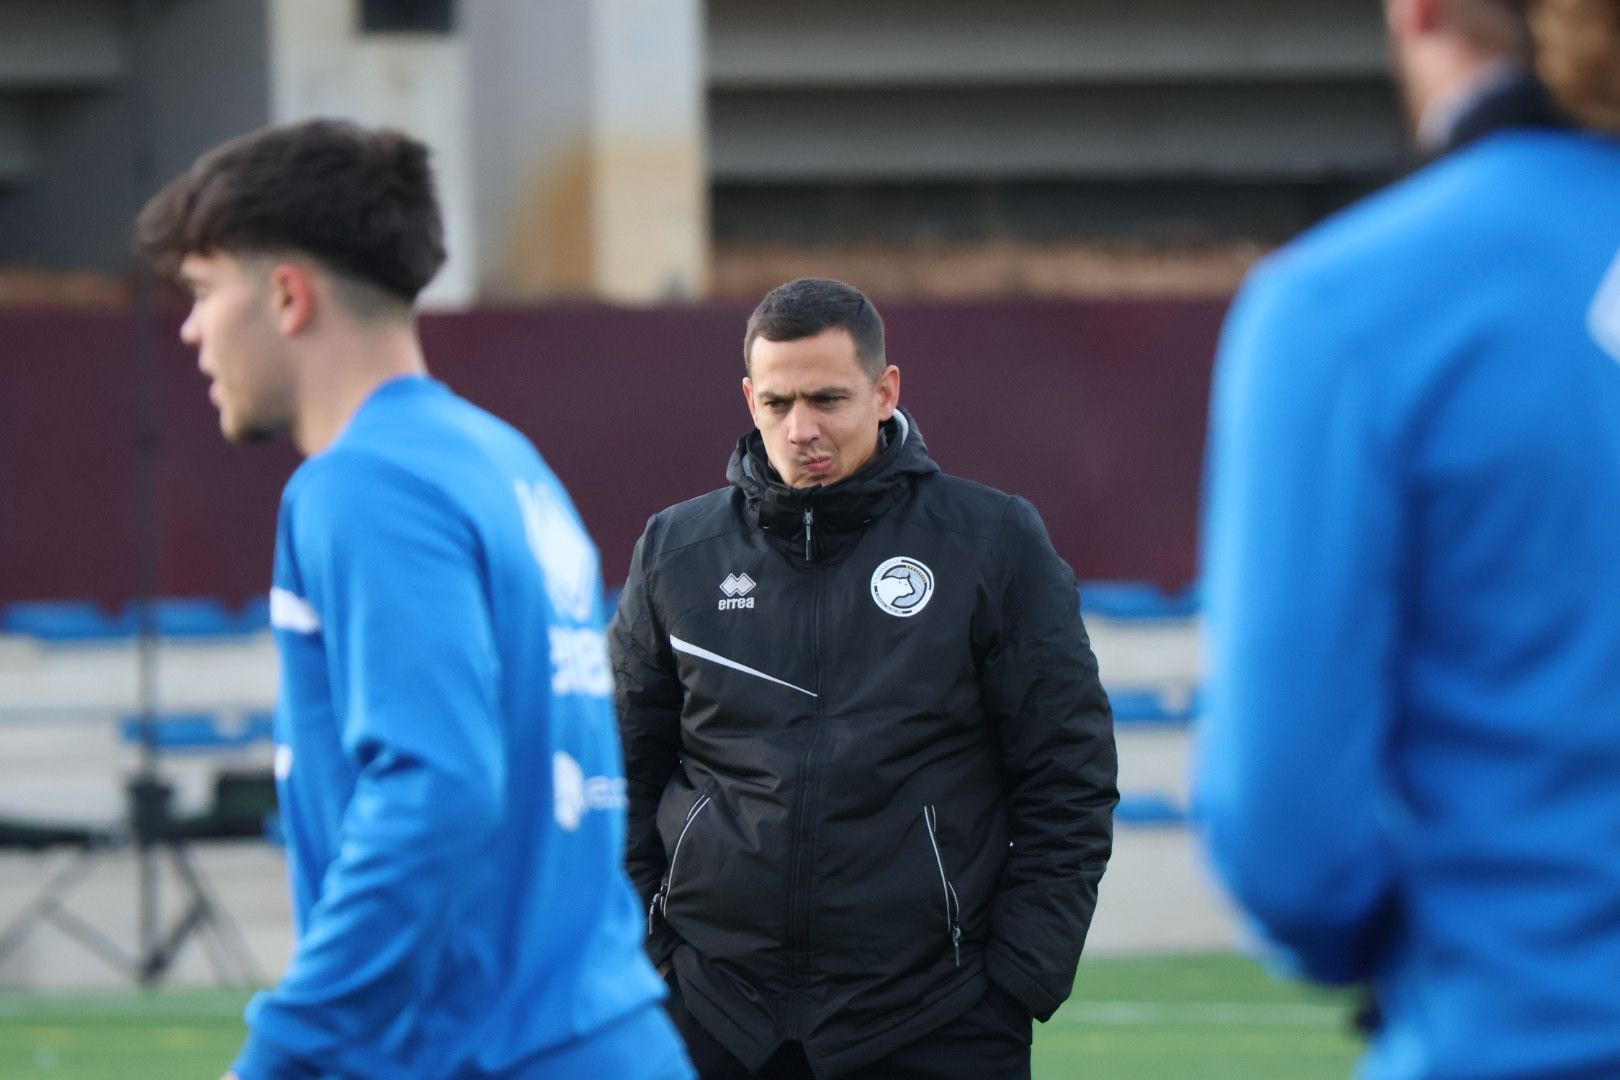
left=609, top=277, right=1117, bottom=1079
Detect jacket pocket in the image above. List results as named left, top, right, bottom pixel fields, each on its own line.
left=922, top=804, right=963, bottom=967
left=650, top=793, right=712, bottom=933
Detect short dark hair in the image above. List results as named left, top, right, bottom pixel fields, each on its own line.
left=135, top=118, right=447, bottom=304
left=743, top=277, right=886, bottom=379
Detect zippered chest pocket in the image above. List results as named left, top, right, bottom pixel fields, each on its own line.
left=923, top=804, right=962, bottom=967
left=650, top=794, right=712, bottom=933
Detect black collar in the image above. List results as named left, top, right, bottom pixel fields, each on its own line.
left=1434, top=70, right=1570, bottom=159
left=726, top=409, right=941, bottom=563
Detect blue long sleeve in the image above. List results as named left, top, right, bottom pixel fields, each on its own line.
left=1196, top=258, right=1400, bottom=983
left=237, top=453, right=505, bottom=1079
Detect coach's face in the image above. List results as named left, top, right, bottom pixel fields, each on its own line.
left=179, top=252, right=295, bottom=445
left=744, top=327, right=900, bottom=489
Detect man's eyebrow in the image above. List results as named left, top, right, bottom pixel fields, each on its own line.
left=758, top=386, right=853, bottom=403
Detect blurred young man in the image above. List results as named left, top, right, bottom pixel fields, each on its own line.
left=610, top=278, right=1117, bottom=1079
left=136, top=119, right=691, bottom=1080
left=1198, top=1, right=1620, bottom=1077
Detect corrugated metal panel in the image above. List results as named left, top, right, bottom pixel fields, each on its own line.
left=711, top=83, right=1404, bottom=181
left=705, top=0, right=1405, bottom=239
left=709, top=0, right=1386, bottom=87
left=0, top=0, right=125, bottom=89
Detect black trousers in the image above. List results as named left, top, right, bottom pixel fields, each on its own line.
left=662, top=973, right=1033, bottom=1080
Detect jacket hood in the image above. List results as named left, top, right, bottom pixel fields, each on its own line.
left=725, top=406, right=940, bottom=561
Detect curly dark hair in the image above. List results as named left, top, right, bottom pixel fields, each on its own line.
left=135, top=118, right=447, bottom=303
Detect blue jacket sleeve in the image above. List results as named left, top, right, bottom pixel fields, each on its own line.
left=235, top=453, right=505, bottom=1080
left=1195, top=258, right=1403, bottom=984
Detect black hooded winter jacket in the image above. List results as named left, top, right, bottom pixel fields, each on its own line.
left=608, top=409, right=1117, bottom=1076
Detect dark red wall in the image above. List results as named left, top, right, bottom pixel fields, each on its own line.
left=0, top=299, right=1226, bottom=606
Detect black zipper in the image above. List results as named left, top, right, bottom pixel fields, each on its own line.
left=784, top=571, right=824, bottom=1035
left=649, top=794, right=712, bottom=933
left=802, top=506, right=814, bottom=561
left=923, top=805, right=963, bottom=967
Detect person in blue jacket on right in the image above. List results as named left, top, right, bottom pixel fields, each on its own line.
left=1198, top=1, right=1620, bottom=1078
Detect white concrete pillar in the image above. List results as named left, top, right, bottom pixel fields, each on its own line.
left=465, top=0, right=708, bottom=302
left=267, top=0, right=708, bottom=307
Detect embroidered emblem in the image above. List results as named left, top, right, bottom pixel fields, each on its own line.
left=870, top=557, right=935, bottom=618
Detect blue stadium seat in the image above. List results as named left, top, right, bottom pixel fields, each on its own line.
left=1115, top=793, right=1189, bottom=827
left=119, top=711, right=275, bottom=753
left=1079, top=580, right=1200, bottom=621
left=0, top=600, right=133, bottom=642
left=123, top=598, right=242, bottom=639
left=1109, top=689, right=1190, bottom=727
left=236, top=595, right=271, bottom=633
left=3, top=597, right=281, bottom=642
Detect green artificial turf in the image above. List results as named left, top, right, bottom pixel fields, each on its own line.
left=0, top=953, right=1362, bottom=1079
left=1037, top=952, right=1363, bottom=1079
left=0, top=988, right=253, bottom=1080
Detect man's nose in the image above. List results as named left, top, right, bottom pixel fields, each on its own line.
left=786, top=404, right=820, bottom=444
left=180, top=308, right=201, bottom=349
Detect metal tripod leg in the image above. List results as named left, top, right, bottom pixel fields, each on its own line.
left=0, top=834, right=266, bottom=988
left=139, top=841, right=264, bottom=987
left=0, top=840, right=138, bottom=980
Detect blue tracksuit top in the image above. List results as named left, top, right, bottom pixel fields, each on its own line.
left=235, top=376, right=689, bottom=1080
left=1198, top=131, right=1620, bottom=1080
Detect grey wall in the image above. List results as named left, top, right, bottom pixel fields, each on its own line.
left=0, top=0, right=270, bottom=274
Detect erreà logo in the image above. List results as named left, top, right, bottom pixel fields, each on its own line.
left=870, top=557, right=934, bottom=617
left=719, top=572, right=756, bottom=610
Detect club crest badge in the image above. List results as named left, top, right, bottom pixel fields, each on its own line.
left=870, top=557, right=935, bottom=618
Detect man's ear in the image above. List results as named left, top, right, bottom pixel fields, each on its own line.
left=1414, top=0, right=1446, bottom=34
left=269, top=262, right=318, bottom=336
left=875, top=365, right=901, bottom=421
left=742, top=376, right=758, bottom=424
left=1389, top=0, right=1442, bottom=38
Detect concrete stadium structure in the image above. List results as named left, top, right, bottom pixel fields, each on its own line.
left=0, top=0, right=1403, bottom=303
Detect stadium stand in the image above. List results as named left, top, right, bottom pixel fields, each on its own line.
left=1080, top=580, right=1201, bottom=621
left=0, top=578, right=1224, bottom=982
left=0, top=598, right=271, bottom=643
left=0, top=601, right=135, bottom=642
left=1114, top=794, right=1187, bottom=827
left=1107, top=689, right=1193, bottom=728
left=117, top=711, right=275, bottom=754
